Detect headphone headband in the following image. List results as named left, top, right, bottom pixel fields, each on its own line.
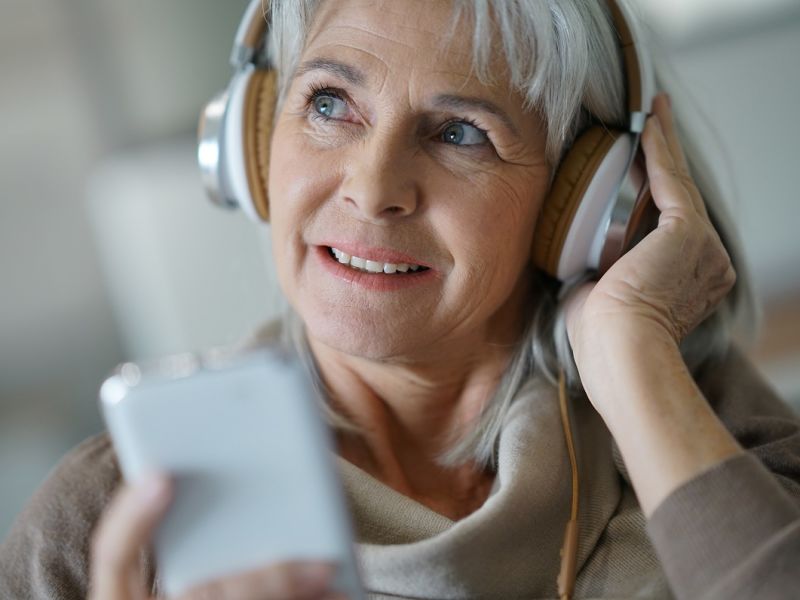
left=231, top=0, right=271, bottom=68
left=227, top=0, right=653, bottom=127
left=606, top=0, right=655, bottom=132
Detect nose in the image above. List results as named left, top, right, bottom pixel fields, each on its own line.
left=339, top=135, right=419, bottom=221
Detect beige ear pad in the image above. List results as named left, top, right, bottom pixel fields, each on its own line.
left=243, top=68, right=278, bottom=222
left=532, top=126, right=622, bottom=278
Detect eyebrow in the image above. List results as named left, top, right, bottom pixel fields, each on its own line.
left=433, top=94, right=521, bottom=139
left=293, top=58, right=521, bottom=138
left=295, top=58, right=366, bottom=86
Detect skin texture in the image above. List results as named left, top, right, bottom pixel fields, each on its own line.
left=268, top=0, right=550, bottom=515
left=89, top=0, right=744, bottom=596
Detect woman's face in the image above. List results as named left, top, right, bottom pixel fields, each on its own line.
left=269, top=0, right=550, bottom=361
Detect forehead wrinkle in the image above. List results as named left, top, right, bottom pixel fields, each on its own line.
left=303, top=1, right=482, bottom=87
left=300, top=42, right=390, bottom=89
left=295, top=57, right=365, bottom=86
left=309, top=24, right=418, bottom=58
left=306, top=12, right=473, bottom=73
left=318, top=0, right=464, bottom=46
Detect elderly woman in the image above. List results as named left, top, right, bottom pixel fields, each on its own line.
left=2, top=0, right=800, bottom=599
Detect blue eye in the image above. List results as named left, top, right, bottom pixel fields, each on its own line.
left=441, top=122, right=488, bottom=145
left=312, top=93, right=348, bottom=120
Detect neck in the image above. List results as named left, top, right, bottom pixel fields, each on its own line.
left=312, top=334, right=513, bottom=454
left=304, top=275, right=535, bottom=516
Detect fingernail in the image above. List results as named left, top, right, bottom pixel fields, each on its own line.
left=295, top=563, right=333, bottom=593
left=663, top=92, right=671, bottom=108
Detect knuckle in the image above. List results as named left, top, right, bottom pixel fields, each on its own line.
left=668, top=165, right=693, bottom=184
left=283, top=562, right=334, bottom=598
left=184, top=579, right=225, bottom=600
left=267, top=567, right=298, bottom=596
left=182, top=562, right=328, bottom=600
left=661, top=214, right=692, bottom=238
left=723, top=262, right=737, bottom=288
left=713, top=247, right=736, bottom=284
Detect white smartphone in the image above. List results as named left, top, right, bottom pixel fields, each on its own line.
left=99, top=347, right=364, bottom=599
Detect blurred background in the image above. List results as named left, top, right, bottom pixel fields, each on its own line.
left=1, top=0, right=799, bottom=538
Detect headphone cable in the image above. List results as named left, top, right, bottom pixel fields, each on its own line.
left=557, top=367, right=579, bottom=600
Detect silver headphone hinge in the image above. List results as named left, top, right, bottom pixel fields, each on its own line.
left=230, top=46, right=254, bottom=70
left=629, top=111, right=648, bottom=134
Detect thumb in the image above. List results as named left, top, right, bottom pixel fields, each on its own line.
left=90, top=473, right=172, bottom=600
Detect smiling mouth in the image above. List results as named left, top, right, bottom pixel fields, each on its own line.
left=326, top=246, right=430, bottom=275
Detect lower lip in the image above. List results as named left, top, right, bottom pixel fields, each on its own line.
left=313, top=246, right=438, bottom=292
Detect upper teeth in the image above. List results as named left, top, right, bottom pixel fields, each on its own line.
left=330, top=247, right=422, bottom=274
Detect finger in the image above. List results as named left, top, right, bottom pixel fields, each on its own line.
left=178, top=561, right=336, bottom=600
left=641, top=115, right=698, bottom=223
left=650, top=94, right=691, bottom=177
left=90, top=474, right=172, bottom=600
left=650, top=94, right=709, bottom=220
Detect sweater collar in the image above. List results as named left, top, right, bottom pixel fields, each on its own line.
left=337, top=380, right=622, bottom=599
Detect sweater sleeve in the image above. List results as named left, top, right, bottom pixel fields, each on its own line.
left=645, top=345, right=800, bottom=600
left=0, top=433, right=156, bottom=599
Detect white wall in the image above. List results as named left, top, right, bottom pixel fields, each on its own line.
left=86, top=140, right=283, bottom=361
left=0, top=0, right=249, bottom=538
left=669, top=23, right=800, bottom=299
left=0, top=0, right=118, bottom=539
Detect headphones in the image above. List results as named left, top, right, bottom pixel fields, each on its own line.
left=198, top=0, right=656, bottom=283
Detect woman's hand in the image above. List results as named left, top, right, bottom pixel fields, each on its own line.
left=564, top=93, right=736, bottom=363
left=558, top=93, right=743, bottom=515
left=89, top=474, right=342, bottom=600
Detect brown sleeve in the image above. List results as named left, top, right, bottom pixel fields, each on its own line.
left=647, top=453, right=800, bottom=600
left=695, top=344, right=800, bottom=499
left=0, top=433, right=156, bottom=599
left=645, top=345, right=800, bottom=600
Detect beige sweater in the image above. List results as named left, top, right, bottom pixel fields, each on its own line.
left=1, top=345, right=799, bottom=599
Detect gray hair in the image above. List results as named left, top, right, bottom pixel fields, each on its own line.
left=266, top=0, right=758, bottom=469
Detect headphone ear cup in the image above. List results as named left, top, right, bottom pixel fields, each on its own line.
left=532, top=126, right=620, bottom=279
left=243, top=68, right=278, bottom=222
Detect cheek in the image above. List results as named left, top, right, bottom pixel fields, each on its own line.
left=448, top=169, right=547, bottom=272
left=427, top=167, right=547, bottom=323
left=268, top=121, right=339, bottom=245
left=267, top=121, right=330, bottom=300
left=269, top=122, right=315, bottom=213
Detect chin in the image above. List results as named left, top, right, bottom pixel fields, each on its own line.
left=299, top=302, right=423, bottom=362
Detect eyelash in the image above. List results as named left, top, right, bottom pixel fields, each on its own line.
left=304, top=83, right=349, bottom=123
left=302, top=83, right=492, bottom=148
left=442, top=117, right=489, bottom=139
